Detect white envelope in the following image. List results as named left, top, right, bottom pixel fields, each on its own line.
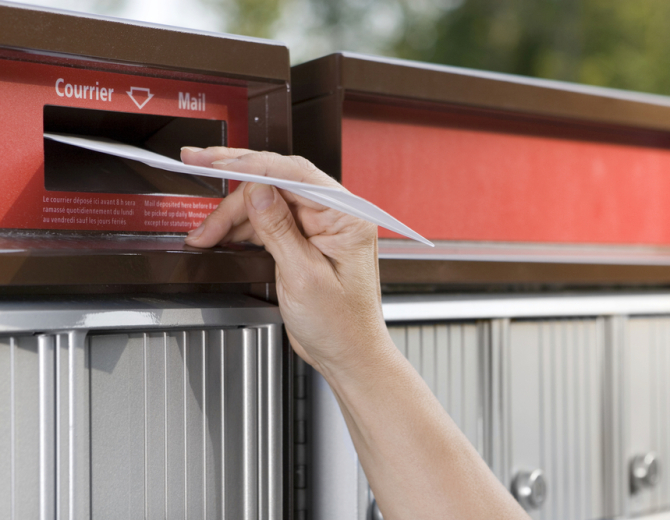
left=44, top=133, right=434, bottom=247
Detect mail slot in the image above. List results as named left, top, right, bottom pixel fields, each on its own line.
left=0, top=2, right=291, bottom=235
left=43, top=105, right=226, bottom=196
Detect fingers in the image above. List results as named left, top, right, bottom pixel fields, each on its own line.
left=244, top=183, right=318, bottom=274
left=185, top=182, right=248, bottom=248
left=180, top=146, right=252, bottom=168
left=182, top=145, right=342, bottom=191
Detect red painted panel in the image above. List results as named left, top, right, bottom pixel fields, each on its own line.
left=342, top=102, right=670, bottom=244
left=0, top=56, right=248, bottom=233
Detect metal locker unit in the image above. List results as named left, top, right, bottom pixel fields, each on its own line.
left=493, top=318, right=607, bottom=520
left=387, top=323, right=486, bottom=458
left=379, top=293, right=670, bottom=520
left=621, top=317, right=670, bottom=517
left=0, top=296, right=285, bottom=520
left=307, top=321, right=488, bottom=520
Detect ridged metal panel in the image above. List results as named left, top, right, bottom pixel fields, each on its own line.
left=388, top=322, right=484, bottom=456
left=498, top=318, right=606, bottom=520
left=0, top=335, right=42, bottom=520
left=625, top=317, right=670, bottom=517
left=0, top=322, right=282, bottom=520
left=90, top=325, right=281, bottom=520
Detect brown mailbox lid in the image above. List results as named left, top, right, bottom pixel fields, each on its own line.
left=0, top=1, right=289, bottom=82
left=292, top=53, right=670, bottom=287
left=292, top=52, right=670, bottom=131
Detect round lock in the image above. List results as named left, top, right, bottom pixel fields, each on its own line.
left=631, top=452, right=661, bottom=493
left=512, top=469, right=547, bottom=511
left=369, top=498, right=384, bottom=520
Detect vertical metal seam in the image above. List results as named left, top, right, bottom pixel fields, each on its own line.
left=500, top=318, right=511, bottom=487
left=460, top=325, right=466, bottom=433
left=143, top=333, right=149, bottom=520
left=182, top=331, right=188, bottom=520
left=538, top=323, right=545, bottom=520
left=574, top=322, right=582, bottom=520
left=55, top=335, right=62, bottom=520
left=202, top=330, right=208, bottom=519
left=448, top=324, right=453, bottom=415
left=563, top=322, right=570, bottom=520
left=620, top=316, right=629, bottom=517
left=550, top=322, right=558, bottom=520
left=67, top=331, right=82, bottom=520
left=9, top=336, right=16, bottom=520
left=258, top=327, right=265, bottom=520
left=38, top=334, right=56, bottom=520
left=221, top=329, right=226, bottom=520
left=652, top=320, right=659, bottom=510
left=585, top=321, right=593, bottom=518
left=433, top=326, right=438, bottom=405
left=164, top=332, right=169, bottom=519
left=664, top=322, right=670, bottom=507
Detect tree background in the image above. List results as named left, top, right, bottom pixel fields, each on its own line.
left=16, top=0, right=670, bottom=95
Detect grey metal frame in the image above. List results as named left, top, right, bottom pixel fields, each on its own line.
left=0, top=295, right=284, bottom=520
left=307, top=292, right=670, bottom=520
left=383, top=292, right=670, bottom=520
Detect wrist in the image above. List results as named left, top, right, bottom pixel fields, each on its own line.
left=314, top=323, right=401, bottom=393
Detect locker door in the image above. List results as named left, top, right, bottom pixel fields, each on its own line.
left=502, top=319, right=605, bottom=520
left=90, top=326, right=282, bottom=520
left=625, top=318, right=670, bottom=517
left=388, top=322, right=484, bottom=456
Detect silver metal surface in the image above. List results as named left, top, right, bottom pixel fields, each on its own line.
left=0, top=295, right=281, bottom=333
left=0, top=335, right=41, bottom=520
left=498, top=318, right=607, bottom=520
left=625, top=318, right=670, bottom=516
left=512, top=469, right=547, bottom=511
left=369, top=498, right=383, bottom=520
left=388, top=322, right=485, bottom=456
left=379, top=239, right=670, bottom=265
left=382, top=292, right=670, bottom=322
left=310, top=370, right=364, bottom=520
left=0, top=295, right=283, bottom=520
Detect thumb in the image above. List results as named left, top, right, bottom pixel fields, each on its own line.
left=244, top=183, right=312, bottom=269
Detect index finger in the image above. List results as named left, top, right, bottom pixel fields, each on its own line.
left=180, top=145, right=254, bottom=169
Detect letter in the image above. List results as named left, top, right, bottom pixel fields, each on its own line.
left=83, top=85, right=89, bottom=98
left=179, top=92, right=190, bottom=110
left=95, top=82, right=99, bottom=100
left=191, top=97, right=197, bottom=110
left=202, top=93, right=205, bottom=111
left=65, top=83, right=73, bottom=97
left=108, top=88, right=113, bottom=101
left=55, top=78, right=65, bottom=97
left=100, top=88, right=107, bottom=101
left=74, top=84, right=82, bottom=99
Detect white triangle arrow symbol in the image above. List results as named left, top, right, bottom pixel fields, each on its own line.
left=126, top=87, right=154, bottom=109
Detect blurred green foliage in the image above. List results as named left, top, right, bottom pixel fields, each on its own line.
left=393, top=0, right=670, bottom=95
left=190, top=0, right=670, bottom=95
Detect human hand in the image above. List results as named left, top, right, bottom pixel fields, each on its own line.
left=181, top=146, right=390, bottom=376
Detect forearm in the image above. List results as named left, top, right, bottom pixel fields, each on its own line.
left=319, top=331, right=530, bottom=520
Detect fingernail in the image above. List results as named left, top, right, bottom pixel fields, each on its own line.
left=187, top=223, right=205, bottom=239
left=212, top=158, right=239, bottom=166
left=249, top=184, right=274, bottom=212
left=181, top=146, right=203, bottom=152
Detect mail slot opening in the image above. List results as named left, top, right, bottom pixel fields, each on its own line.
left=43, top=105, right=226, bottom=196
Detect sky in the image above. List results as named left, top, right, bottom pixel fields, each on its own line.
left=12, top=0, right=223, bottom=32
